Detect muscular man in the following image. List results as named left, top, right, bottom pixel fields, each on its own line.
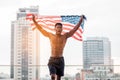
left=32, top=15, right=84, bottom=80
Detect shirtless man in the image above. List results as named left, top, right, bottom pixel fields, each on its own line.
left=32, top=15, right=84, bottom=80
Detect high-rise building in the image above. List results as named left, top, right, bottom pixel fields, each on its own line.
left=83, top=37, right=112, bottom=69
left=10, top=6, right=40, bottom=80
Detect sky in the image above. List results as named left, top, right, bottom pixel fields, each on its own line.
left=0, top=0, right=120, bottom=67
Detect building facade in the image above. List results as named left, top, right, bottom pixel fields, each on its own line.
left=83, top=37, right=112, bottom=69
left=10, top=6, right=40, bottom=80
left=84, top=65, right=120, bottom=80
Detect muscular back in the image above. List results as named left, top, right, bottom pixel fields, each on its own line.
left=48, top=33, right=68, bottom=57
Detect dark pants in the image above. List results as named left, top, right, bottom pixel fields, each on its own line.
left=48, top=57, right=65, bottom=76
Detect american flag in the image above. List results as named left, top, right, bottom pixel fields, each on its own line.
left=26, top=14, right=85, bottom=41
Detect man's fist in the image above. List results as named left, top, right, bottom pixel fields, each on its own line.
left=32, top=14, right=35, bottom=21
left=81, top=15, right=87, bottom=20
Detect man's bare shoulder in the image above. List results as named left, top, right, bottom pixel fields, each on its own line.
left=48, top=32, right=55, bottom=37
left=63, top=32, right=69, bottom=38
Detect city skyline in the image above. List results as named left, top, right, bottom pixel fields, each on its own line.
left=0, top=0, right=120, bottom=66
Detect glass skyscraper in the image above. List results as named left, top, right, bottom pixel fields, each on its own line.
left=83, top=37, right=112, bottom=69
left=10, top=6, right=40, bottom=80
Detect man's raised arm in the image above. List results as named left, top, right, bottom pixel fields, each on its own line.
left=32, top=15, right=50, bottom=37
left=66, top=15, right=84, bottom=38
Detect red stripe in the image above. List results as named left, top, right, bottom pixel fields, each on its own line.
left=37, top=20, right=61, bottom=23
left=38, top=16, right=60, bottom=18
left=62, top=31, right=82, bottom=41
left=31, top=23, right=55, bottom=31
left=63, top=27, right=82, bottom=38
left=63, top=23, right=83, bottom=33
left=72, top=36, right=83, bottom=41
left=26, top=14, right=60, bottom=19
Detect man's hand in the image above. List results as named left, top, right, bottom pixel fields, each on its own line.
left=81, top=15, right=87, bottom=20
left=32, top=14, right=36, bottom=21
left=32, top=14, right=37, bottom=30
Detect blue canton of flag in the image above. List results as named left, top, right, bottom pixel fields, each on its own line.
left=61, top=15, right=84, bottom=30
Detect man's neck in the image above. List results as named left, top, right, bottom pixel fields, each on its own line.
left=56, top=34, right=61, bottom=36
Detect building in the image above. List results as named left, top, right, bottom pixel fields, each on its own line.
left=81, top=69, right=93, bottom=80
left=62, top=74, right=74, bottom=80
left=0, top=73, right=9, bottom=79
left=10, top=6, right=40, bottom=80
left=81, top=37, right=115, bottom=80
left=83, top=37, right=112, bottom=69
left=84, top=65, right=120, bottom=80
left=75, top=73, right=80, bottom=80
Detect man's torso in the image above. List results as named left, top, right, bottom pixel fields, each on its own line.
left=48, top=33, right=68, bottom=57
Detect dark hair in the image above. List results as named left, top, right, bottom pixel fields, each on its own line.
left=55, top=23, right=63, bottom=27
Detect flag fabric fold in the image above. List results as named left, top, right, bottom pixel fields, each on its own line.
left=26, top=14, right=85, bottom=41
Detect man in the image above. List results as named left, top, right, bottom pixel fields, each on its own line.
left=32, top=15, right=84, bottom=80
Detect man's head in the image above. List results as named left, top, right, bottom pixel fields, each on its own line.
left=55, top=23, right=63, bottom=35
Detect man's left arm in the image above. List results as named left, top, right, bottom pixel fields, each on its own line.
left=65, top=15, right=84, bottom=38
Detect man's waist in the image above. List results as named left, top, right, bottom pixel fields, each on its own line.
left=50, top=56, right=64, bottom=59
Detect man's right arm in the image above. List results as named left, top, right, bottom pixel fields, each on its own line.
left=32, top=15, right=50, bottom=37
left=65, top=15, right=84, bottom=38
